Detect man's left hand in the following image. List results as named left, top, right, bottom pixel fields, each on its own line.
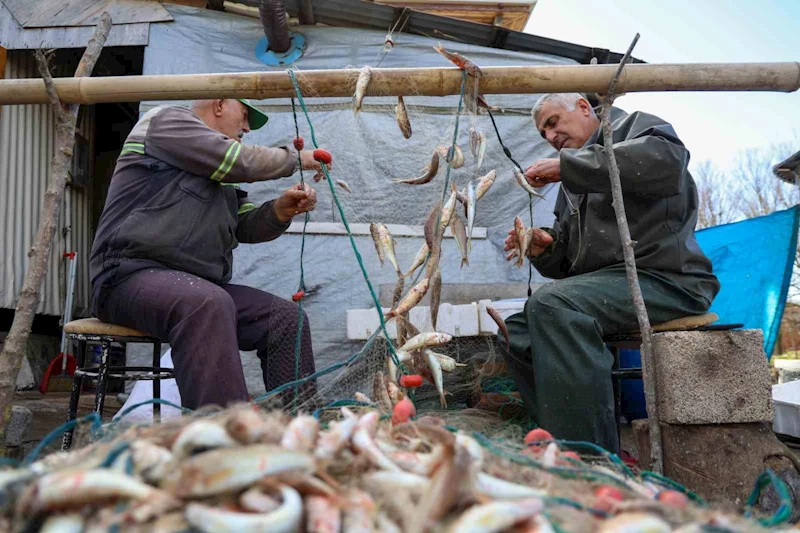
left=274, top=183, right=317, bottom=223
left=524, top=158, right=561, bottom=188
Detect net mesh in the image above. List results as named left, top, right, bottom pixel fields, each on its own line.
left=10, top=62, right=791, bottom=530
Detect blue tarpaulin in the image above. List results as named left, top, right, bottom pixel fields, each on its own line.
left=620, top=206, right=800, bottom=421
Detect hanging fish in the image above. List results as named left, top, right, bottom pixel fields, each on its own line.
left=469, top=127, right=481, bottom=157
left=513, top=169, right=546, bottom=199
left=395, top=96, right=412, bottom=139
left=386, top=278, right=429, bottom=319
left=377, top=223, right=402, bottom=274
left=394, top=151, right=439, bottom=185
left=466, top=180, right=476, bottom=253
left=433, top=43, right=483, bottom=78
left=353, top=66, right=372, bottom=114
left=335, top=180, right=352, bottom=193
left=429, top=267, right=442, bottom=330
left=405, top=243, right=429, bottom=279
left=439, top=183, right=459, bottom=234
left=423, top=349, right=447, bottom=408
left=437, top=144, right=465, bottom=169
left=476, top=132, right=487, bottom=169
left=369, top=223, right=385, bottom=266
left=475, top=169, right=497, bottom=201
left=399, top=332, right=453, bottom=353
left=514, top=216, right=527, bottom=267
left=423, top=202, right=442, bottom=253
left=486, top=306, right=510, bottom=347
left=450, top=213, right=469, bottom=268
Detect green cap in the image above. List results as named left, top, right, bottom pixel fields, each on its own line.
left=237, top=98, right=269, bottom=131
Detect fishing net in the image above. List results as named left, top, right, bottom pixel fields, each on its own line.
left=236, top=64, right=541, bottom=435
left=12, top=28, right=792, bottom=528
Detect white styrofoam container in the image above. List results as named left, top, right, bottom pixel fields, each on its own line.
left=772, top=380, right=800, bottom=438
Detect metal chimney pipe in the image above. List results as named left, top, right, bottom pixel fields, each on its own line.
left=258, top=0, right=292, bottom=54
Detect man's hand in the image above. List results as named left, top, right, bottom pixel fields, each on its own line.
left=273, top=183, right=318, bottom=223
left=524, top=158, right=561, bottom=188
left=503, top=227, right=554, bottom=261
left=300, top=149, right=333, bottom=182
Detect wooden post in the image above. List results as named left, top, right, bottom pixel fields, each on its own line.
left=599, top=34, right=665, bottom=473
left=0, top=13, right=112, bottom=454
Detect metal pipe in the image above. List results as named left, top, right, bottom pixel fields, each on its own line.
left=0, top=63, right=798, bottom=105
left=258, top=0, right=291, bottom=53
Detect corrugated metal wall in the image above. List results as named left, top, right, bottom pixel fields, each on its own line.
left=0, top=50, right=94, bottom=318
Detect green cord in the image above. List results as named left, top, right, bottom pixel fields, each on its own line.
left=744, top=469, right=793, bottom=526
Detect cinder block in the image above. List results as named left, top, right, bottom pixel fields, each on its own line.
left=654, top=329, right=773, bottom=425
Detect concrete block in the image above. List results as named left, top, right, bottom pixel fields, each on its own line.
left=632, top=420, right=795, bottom=510
left=6, top=406, right=32, bottom=447
left=654, top=329, right=773, bottom=425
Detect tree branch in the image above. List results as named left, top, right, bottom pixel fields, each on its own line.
left=0, top=12, right=112, bottom=455
left=599, top=33, right=666, bottom=474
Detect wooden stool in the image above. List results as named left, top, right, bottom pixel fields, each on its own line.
left=61, top=318, right=175, bottom=451
left=603, top=312, right=743, bottom=439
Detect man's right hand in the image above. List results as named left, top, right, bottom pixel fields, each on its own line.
left=299, top=149, right=333, bottom=181
left=503, top=227, right=554, bottom=261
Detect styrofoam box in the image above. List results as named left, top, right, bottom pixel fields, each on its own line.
left=773, top=380, right=800, bottom=438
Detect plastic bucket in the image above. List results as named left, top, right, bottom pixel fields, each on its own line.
left=618, top=348, right=647, bottom=421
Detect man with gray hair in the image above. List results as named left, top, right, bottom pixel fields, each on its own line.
left=90, top=98, right=332, bottom=410
left=501, top=93, right=719, bottom=453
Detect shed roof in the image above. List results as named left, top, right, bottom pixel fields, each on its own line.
left=774, top=150, right=800, bottom=185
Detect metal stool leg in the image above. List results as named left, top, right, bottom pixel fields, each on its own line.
left=610, top=346, right=622, bottom=445
left=152, top=341, right=161, bottom=423
left=62, top=338, right=86, bottom=451
left=94, top=339, right=111, bottom=416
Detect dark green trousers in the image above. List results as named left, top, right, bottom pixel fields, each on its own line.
left=501, top=265, right=711, bottom=454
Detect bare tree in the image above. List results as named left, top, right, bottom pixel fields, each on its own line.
left=694, top=160, right=743, bottom=230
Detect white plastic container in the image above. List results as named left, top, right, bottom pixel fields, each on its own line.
left=772, top=379, right=800, bottom=438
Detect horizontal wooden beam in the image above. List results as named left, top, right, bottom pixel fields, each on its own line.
left=0, top=62, right=798, bottom=105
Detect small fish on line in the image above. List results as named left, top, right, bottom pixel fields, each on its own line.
left=394, top=151, right=439, bottom=185
left=353, top=66, right=372, bottom=114
left=486, top=305, right=510, bottom=348
left=475, top=169, right=497, bottom=201
left=437, top=144, right=464, bottom=169
left=513, top=169, right=546, bottom=199
left=395, top=96, right=412, bottom=139
left=335, top=180, right=352, bottom=193
left=466, top=180, right=476, bottom=252
left=514, top=216, right=526, bottom=267
left=433, top=42, right=483, bottom=78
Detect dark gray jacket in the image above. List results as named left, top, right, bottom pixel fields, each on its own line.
left=531, top=109, right=720, bottom=304
left=90, top=106, right=298, bottom=293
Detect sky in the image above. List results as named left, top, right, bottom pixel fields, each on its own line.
left=524, top=0, right=800, bottom=173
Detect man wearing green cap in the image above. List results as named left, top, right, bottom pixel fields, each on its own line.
left=89, top=99, right=332, bottom=410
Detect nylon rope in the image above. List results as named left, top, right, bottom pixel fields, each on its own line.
left=290, top=96, right=309, bottom=414
left=485, top=106, right=536, bottom=297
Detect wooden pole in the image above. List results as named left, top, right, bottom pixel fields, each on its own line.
left=0, top=62, right=797, bottom=105
left=0, top=13, right=112, bottom=454
left=599, top=34, right=664, bottom=473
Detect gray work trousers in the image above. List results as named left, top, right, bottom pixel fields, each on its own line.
left=94, top=267, right=316, bottom=410
left=501, top=265, right=711, bottom=454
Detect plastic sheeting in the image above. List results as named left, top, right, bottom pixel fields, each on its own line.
left=141, top=5, right=580, bottom=377
left=620, top=206, right=800, bottom=421
left=698, top=206, right=800, bottom=357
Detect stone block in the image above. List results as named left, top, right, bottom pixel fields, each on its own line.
left=6, top=406, right=32, bottom=447
left=632, top=420, right=797, bottom=512
left=654, top=329, right=773, bottom=425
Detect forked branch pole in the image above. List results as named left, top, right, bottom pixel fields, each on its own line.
left=600, top=34, right=664, bottom=473
left=0, top=13, right=112, bottom=454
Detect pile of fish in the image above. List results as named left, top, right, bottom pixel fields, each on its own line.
left=0, top=405, right=779, bottom=532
